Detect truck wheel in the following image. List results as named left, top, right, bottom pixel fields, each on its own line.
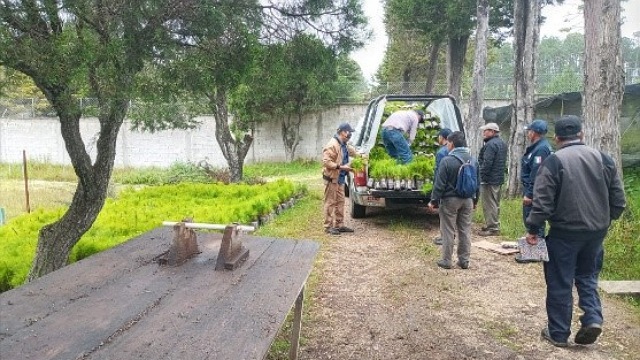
left=351, top=196, right=366, bottom=218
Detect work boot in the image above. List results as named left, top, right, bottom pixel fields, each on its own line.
left=575, top=323, right=602, bottom=345
left=437, top=260, right=453, bottom=269
left=478, top=229, right=500, bottom=236
left=541, top=327, right=568, bottom=348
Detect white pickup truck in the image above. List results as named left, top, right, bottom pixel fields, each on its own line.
left=347, top=94, right=465, bottom=218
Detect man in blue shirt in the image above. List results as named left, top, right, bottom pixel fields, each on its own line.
left=516, top=119, right=552, bottom=263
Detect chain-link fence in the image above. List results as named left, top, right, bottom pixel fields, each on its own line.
left=2, top=73, right=639, bottom=117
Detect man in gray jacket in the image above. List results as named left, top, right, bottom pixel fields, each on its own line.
left=525, top=115, right=626, bottom=347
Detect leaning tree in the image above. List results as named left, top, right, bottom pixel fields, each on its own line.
left=0, top=0, right=209, bottom=279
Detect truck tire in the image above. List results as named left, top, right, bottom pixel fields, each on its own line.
left=351, top=195, right=366, bottom=218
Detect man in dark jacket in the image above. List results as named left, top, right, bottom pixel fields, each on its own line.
left=428, top=131, right=479, bottom=270
left=516, top=119, right=553, bottom=263
left=478, top=122, right=507, bottom=236
left=525, top=115, right=626, bottom=347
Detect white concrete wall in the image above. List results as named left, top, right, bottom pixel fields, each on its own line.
left=0, top=104, right=369, bottom=168
left=0, top=101, right=512, bottom=168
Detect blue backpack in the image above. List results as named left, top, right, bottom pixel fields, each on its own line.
left=450, top=154, right=478, bottom=198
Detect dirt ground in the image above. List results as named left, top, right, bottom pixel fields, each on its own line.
left=300, top=203, right=640, bottom=360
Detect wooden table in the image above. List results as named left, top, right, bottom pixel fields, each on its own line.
left=0, top=228, right=319, bottom=360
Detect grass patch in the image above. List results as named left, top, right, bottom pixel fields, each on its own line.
left=484, top=320, right=522, bottom=351
left=256, top=189, right=329, bottom=360
left=244, top=158, right=319, bottom=179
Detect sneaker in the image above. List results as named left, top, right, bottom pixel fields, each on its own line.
left=514, top=255, right=542, bottom=264
left=336, top=226, right=354, bottom=233
left=541, top=327, right=568, bottom=348
left=437, top=260, right=453, bottom=269
left=574, top=323, right=602, bottom=345
left=457, top=260, right=469, bottom=269
left=324, top=227, right=340, bottom=235
left=433, top=237, right=443, bottom=245
left=478, top=229, right=500, bottom=237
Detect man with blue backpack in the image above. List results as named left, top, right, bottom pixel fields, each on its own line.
left=428, top=131, right=480, bottom=270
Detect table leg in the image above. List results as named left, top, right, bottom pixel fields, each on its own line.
left=289, top=285, right=304, bottom=360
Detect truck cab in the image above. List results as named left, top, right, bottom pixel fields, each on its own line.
left=348, top=94, right=465, bottom=218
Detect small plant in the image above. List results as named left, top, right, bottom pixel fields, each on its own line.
left=350, top=157, right=365, bottom=172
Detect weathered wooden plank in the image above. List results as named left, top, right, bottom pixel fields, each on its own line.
left=472, top=240, right=520, bottom=255
left=0, top=227, right=172, bottom=339
left=0, top=229, right=319, bottom=360
left=89, top=237, right=319, bottom=360
left=599, top=281, right=640, bottom=295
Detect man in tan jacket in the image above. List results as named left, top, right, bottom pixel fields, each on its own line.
left=322, top=122, right=358, bottom=235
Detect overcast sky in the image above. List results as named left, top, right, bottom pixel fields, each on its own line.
left=350, top=0, right=640, bottom=81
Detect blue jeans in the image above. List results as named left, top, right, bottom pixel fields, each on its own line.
left=382, top=127, right=413, bottom=164
left=543, top=232, right=605, bottom=342
left=523, top=203, right=545, bottom=237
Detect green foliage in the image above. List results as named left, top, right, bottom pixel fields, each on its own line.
left=601, top=168, right=640, bottom=280
left=0, top=180, right=301, bottom=291
left=350, top=157, right=366, bottom=172
left=409, top=155, right=436, bottom=179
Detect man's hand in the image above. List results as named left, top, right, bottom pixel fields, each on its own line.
left=525, top=233, right=539, bottom=245
left=339, top=165, right=353, bottom=172
left=523, top=196, right=532, bottom=206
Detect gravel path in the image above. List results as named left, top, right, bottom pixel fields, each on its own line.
left=300, top=203, right=640, bottom=360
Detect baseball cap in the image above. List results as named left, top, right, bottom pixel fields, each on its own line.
left=438, top=128, right=452, bottom=139
left=337, top=122, right=355, bottom=133
left=524, top=119, right=548, bottom=134
left=555, top=115, right=582, bottom=137
left=479, top=122, right=500, bottom=132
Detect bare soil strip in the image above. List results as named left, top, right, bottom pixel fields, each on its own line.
left=301, top=204, right=640, bottom=360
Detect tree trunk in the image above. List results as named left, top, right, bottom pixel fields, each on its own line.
left=29, top=99, right=126, bottom=280
left=506, top=0, right=540, bottom=198
left=402, top=66, right=411, bottom=94
left=446, top=35, right=470, bottom=101
left=212, top=89, right=253, bottom=182
left=583, top=0, right=624, bottom=172
left=425, top=42, right=441, bottom=93
left=466, top=0, right=490, bottom=157
left=282, top=112, right=303, bottom=162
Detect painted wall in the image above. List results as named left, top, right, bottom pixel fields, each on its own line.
left=0, top=104, right=369, bottom=168
left=0, top=100, right=511, bottom=168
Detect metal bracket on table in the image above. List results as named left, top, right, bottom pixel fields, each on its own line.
left=161, top=221, right=254, bottom=270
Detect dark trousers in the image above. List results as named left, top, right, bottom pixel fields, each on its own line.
left=543, top=233, right=605, bottom=342
left=523, top=204, right=545, bottom=237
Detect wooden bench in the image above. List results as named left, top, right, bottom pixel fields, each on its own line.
left=599, top=280, right=640, bottom=296
left=0, top=227, right=319, bottom=359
